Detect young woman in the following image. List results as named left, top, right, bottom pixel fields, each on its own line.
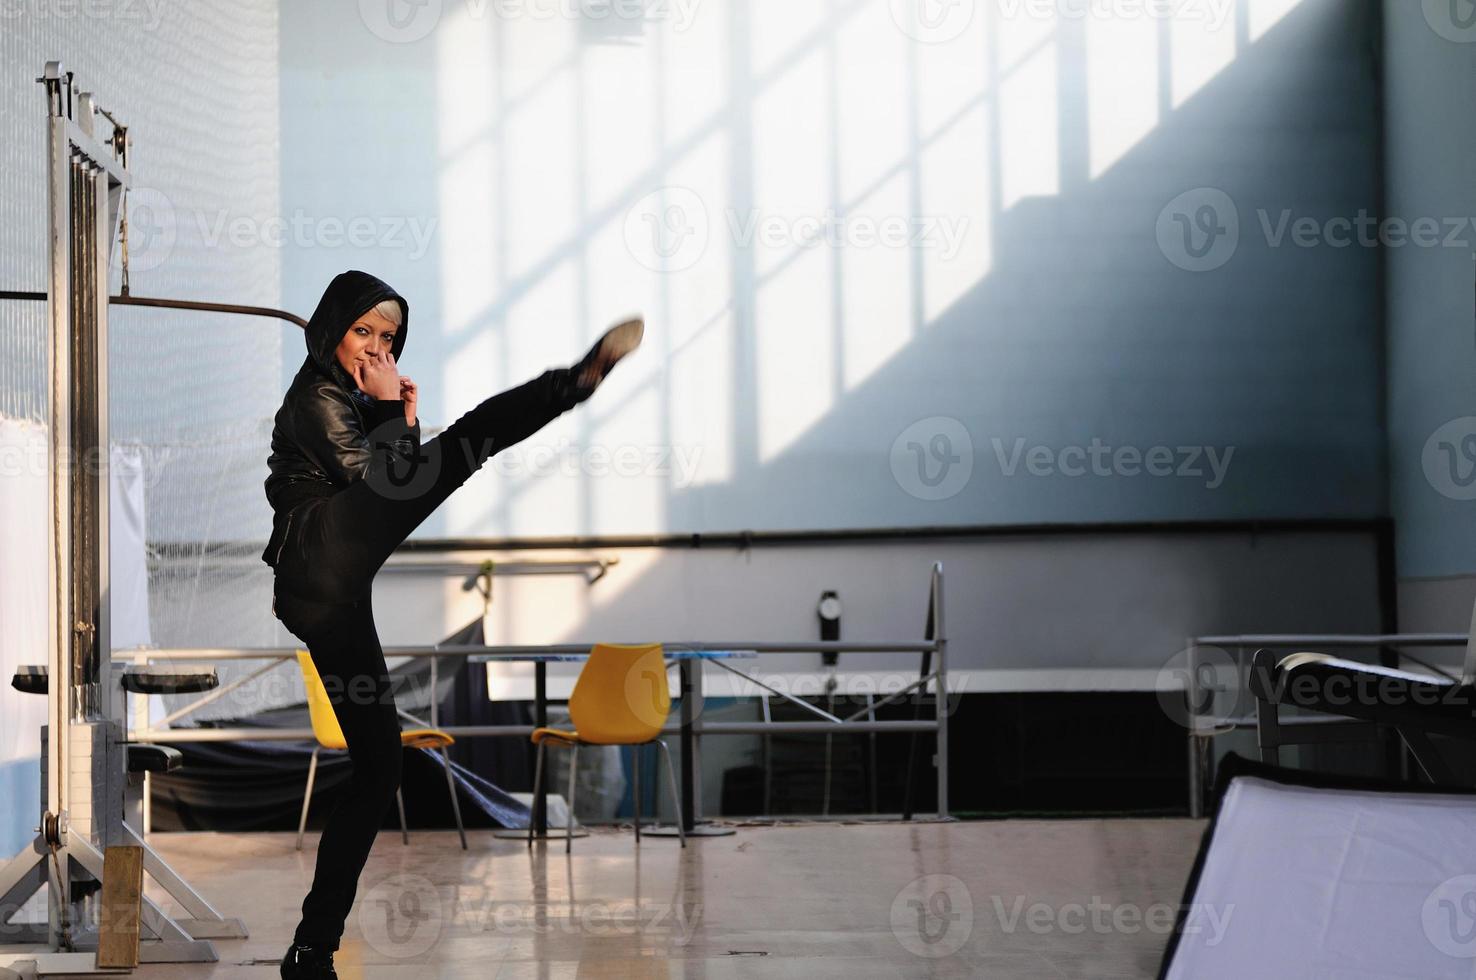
left=262, top=269, right=641, bottom=980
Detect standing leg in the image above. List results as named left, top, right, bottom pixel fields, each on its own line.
left=274, top=589, right=403, bottom=953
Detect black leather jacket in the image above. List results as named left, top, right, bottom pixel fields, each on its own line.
left=261, top=270, right=420, bottom=568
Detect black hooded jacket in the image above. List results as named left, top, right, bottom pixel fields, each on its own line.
left=260, top=270, right=421, bottom=568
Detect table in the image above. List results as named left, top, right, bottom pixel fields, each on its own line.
left=468, top=649, right=755, bottom=839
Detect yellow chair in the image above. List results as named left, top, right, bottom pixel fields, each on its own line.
left=528, top=643, right=686, bottom=851
left=294, top=650, right=467, bottom=851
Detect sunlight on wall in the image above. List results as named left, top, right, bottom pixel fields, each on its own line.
left=1171, top=11, right=1237, bottom=108
left=661, top=1, right=727, bottom=148
left=836, top=4, right=907, bottom=207
left=1000, top=38, right=1060, bottom=210
left=756, top=243, right=836, bottom=464
left=1087, top=14, right=1159, bottom=179
left=504, top=74, right=579, bottom=281
left=670, top=311, right=735, bottom=487
left=591, top=383, right=665, bottom=531
left=750, top=0, right=829, bottom=79
left=921, top=104, right=992, bottom=326
left=753, top=49, right=836, bottom=463
left=1249, top=0, right=1308, bottom=42
left=835, top=8, right=911, bottom=391
left=584, top=42, right=657, bottom=217
left=841, top=172, right=913, bottom=391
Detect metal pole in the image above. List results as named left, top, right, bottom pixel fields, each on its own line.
left=680, top=660, right=695, bottom=832
left=933, top=562, right=948, bottom=819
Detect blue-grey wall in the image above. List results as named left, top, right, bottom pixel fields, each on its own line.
left=1385, top=0, right=1476, bottom=581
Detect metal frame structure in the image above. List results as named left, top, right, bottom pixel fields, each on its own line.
left=116, top=563, right=952, bottom=825
left=1183, top=632, right=1468, bottom=817
left=0, top=63, right=246, bottom=976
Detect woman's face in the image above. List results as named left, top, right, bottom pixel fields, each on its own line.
left=335, top=307, right=399, bottom=382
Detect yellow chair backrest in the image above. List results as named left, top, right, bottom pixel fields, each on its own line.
left=569, top=643, right=670, bottom=745
left=296, top=650, right=348, bottom=751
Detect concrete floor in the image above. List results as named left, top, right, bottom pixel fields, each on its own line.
left=6, top=819, right=1206, bottom=979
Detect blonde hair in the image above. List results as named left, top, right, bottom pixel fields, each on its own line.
left=374, top=297, right=403, bottom=327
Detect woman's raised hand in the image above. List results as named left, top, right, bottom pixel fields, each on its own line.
left=352, top=351, right=402, bottom=401
left=399, top=375, right=418, bottom=427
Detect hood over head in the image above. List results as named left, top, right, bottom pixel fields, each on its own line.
left=302, top=270, right=409, bottom=393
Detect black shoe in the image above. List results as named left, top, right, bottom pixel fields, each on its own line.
left=281, top=943, right=337, bottom=980
left=571, top=317, right=644, bottom=396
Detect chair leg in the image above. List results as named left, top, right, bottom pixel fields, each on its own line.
left=296, top=747, right=319, bottom=851
left=632, top=745, right=642, bottom=843
left=528, top=740, right=546, bottom=848
left=396, top=787, right=409, bottom=845
left=440, top=747, right=468, bottom=850
left=655, top=739, right=686, bottom=848
left=566, top=743, right=580, bottom=854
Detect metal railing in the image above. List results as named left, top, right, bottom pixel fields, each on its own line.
left=118, top=563, right=951, bottom=820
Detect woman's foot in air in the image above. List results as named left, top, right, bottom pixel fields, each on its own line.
left=280, top=942, right=338, bottom=980
left=572, top=317, right=644, bottom=397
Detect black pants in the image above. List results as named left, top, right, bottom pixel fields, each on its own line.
left=271, top=369, right=574, bottom=952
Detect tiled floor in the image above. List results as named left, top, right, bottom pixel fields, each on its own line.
left=4, top=819, right=1206, bottom=979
